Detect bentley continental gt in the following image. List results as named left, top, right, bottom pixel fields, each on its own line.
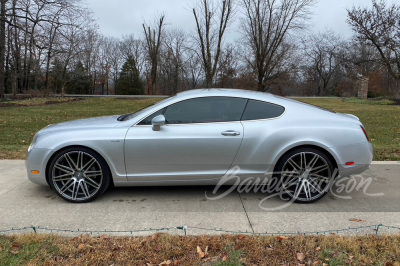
left=26, top=89, right=373, bottom=203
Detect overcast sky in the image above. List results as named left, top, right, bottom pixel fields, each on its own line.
left=84, top=0, right=394, bottom=40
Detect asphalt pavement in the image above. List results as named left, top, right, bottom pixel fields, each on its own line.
left=0, top=160, right=399, bottom=235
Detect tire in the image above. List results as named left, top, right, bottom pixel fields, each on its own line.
left=47, top=147, right=110, bottom=203
left=275, top=147, right=335, bottom=203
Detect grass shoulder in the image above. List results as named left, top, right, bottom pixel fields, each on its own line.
left=0, top=233, right=399, bottom=265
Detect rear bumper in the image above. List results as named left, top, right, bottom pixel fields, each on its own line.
left=330, top=142, right=373, bottom=177
left=26, top=148, right=54, bottom=186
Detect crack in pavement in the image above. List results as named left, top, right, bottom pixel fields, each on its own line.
left=237, top=191, right=254, bottom=233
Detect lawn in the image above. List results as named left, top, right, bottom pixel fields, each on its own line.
left=0, top=97, right=399, bottom=160
left=0, top=233, right=399, bottom=265
left=0, top=97, right=160, bottom=159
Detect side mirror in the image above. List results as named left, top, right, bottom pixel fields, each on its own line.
left=151, top=114, right=165, bottom=131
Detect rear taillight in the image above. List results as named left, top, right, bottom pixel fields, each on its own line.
left=360, top=126, right=370, bottom=142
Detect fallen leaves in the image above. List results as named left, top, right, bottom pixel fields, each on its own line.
left=197, top=246, right=204, bottom=258
left=196, top=245, right=208, bottom=259
left=349, top=218, right=366, bottom=223
left=296, top=252, right=305, bottom=262
left=238, top=235, right=246, bottom=240
left=146, top=260, right=173, bottom=266
left=158, top=260, right=172, bottom=265
left=277, top=236, right=290, bottom=241
left=53, top=256, right=64, bottom=262
left=2, top=233, right=400, bottom=265
left=10, top=242, right=22, bottom=255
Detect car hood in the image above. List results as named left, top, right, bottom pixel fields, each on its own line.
left=39, top=115, right=121, bottom=134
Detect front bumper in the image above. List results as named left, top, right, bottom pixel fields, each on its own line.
left=26, top=148, right=54, bottom=186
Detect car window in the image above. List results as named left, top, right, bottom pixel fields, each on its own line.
left=241, top=100, right=285, bottom=121
left=163, top=97, right=247, bottom=124
left=137, top=108, right=166, bottom=125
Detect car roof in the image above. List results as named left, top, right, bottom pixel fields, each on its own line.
left=176, top=88, right=275, bottom=100
left=175, top=88, right=336, bottom=116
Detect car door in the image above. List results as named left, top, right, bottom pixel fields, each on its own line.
left=233, top=99, right=286, bottom=175
left=124, top=96, right=247, bottom=182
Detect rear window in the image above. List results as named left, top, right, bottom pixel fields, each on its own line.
left=241, top=100, right=284, bottom=121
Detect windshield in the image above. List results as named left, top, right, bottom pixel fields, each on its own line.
left=118, top=96, right=174, bottom=121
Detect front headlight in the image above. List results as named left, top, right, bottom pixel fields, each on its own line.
left=28, top=135, right=39, bottom=152
left=27, top=124, right=53, bottom=152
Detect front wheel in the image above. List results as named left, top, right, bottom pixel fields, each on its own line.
left=275, top=148, right=335, bottom=203
left=48, top=147, right=110, bottom=203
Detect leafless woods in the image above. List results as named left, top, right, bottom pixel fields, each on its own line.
left=0, top=0, right=399, bottom=98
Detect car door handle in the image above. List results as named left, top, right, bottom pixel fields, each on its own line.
left=221, top=130, right=241, bottom=136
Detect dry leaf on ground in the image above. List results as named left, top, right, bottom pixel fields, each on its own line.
left=349, top=218, right=365, bottom=223
left=197, top=246, right=205, bottom=258
left=10, top=242, right=22, bottom=255
left=277, top=236, right=290, bottom=241
left=296, top=253, right=305, bottom=262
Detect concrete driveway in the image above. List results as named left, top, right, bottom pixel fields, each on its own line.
left=0, top=160, right=399, bottom=235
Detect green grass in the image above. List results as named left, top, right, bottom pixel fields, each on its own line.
left=0, top=98, right=160, bottom=159
left=215, top=246, right=244, bottom=265
left=344, top=97, right=396, bottom=105
left=0, top=97, right=399, bottom=160
left=0, top=97, right=79, bottom=106
left=296, top=98, right=400, bottom=161
left=0, top=234, right=59, bottom=266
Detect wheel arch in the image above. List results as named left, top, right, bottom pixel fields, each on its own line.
left=273, top=144, right=339, bottom=174
left=45, top=145, right=114, bottom=187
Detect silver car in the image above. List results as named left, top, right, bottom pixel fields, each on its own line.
left=26, top=89, right=373, bottom=203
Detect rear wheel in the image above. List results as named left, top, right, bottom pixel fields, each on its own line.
left=275, top=148, right=335, bottom=203
left=48, top=147, right=110, bottom=203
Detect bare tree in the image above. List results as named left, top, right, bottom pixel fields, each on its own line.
left=347, top=40, right=380, bottom=76
left=216, top=44, right=238, bottom=88
left=79, top=27, right=100, bottom=93
left=159, top=29, right=186, bottom=95
left=241, top=0, right=315, bottom=91
left=105, top=37, right=122, bottom=90
left=185, top=48, right=202, bottom=89
left=303, top=31, right=346, bottom=96
left=192, top=0, right=233, bottom=88
left=43, top=2, right=68, bottom=90
left=143, top=14, right=165, bottom=95
left=120, top=34, right=145, bottom=76
left=347, top=0, right=400, bottom=97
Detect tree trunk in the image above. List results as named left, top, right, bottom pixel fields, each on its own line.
left=0, top=0, right=6, bottom=99
left=205, top=71, right=213, bottom=88
left=257, top=71, right=264, bottom=91
left=45, top=51, right=51, bottom=90
left=11, top=69, right=17, bottom=97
